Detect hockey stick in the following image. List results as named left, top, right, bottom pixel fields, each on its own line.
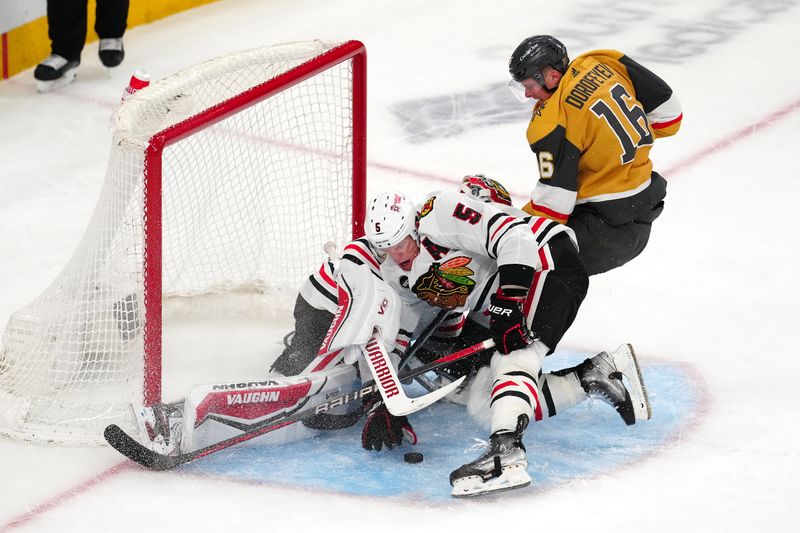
left=398, top=308, right=449, bottom=369
left=104, top=338, right=495, bottom=471
left=304, top=308, right=450, bottom=430
left=361, top=335, right=465, bottom=416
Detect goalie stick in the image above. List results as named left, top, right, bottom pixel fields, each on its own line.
left=399, top=308, right=449, bottom=368
left=104, top=338, right=495, bottom=470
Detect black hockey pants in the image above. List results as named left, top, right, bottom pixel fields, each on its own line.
left=525, top=232, right=588, bottom=352
left=567, top=172, right=666, bottom=276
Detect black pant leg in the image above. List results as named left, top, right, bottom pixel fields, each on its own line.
left=527, top=233, right=589, bottom=351
left=47, top=0, right=88, bottom=61
left=95, top=0, right=129, bottom=38
left=270, top=294, right=335, bottom=376
left=567, top=205, right=658, bottom=276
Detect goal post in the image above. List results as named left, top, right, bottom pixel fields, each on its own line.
left=0, top=40, right=367, bottom=444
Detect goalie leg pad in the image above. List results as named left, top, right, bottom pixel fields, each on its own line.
left=182, top=364, right=357, bottom=450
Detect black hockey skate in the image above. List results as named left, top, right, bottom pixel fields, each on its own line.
left=450, top=417, right=531, bottom=498
left=98, top=38, right=125, bottom=68
left=575, top=343, right=651, bottom=425
left=34, top=54, right=79, bottom=93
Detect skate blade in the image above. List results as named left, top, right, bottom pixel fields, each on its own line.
left=611, top=343, right=652, bottom=422
left=36, top=68, right=78, bottom=93
left=451, top=464, right=531, bottom=498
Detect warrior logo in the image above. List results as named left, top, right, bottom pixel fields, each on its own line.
left=412, top=256, right=476, bottom=309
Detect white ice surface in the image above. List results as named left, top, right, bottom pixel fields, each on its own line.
left=1, top=0, right=799, bottom=531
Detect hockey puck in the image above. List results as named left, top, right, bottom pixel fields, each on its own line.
left=404, top=452, right=423, bottom=464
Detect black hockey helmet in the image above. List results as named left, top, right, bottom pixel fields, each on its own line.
left=508, top=35, right=569, bottom=86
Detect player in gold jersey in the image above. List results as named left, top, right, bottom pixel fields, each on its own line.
left=508, top=35, right=683, bottom=275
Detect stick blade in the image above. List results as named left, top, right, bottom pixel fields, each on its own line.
left=385, top=375, right=466, bottom=416
left=103, top=424, right=179, bottom=471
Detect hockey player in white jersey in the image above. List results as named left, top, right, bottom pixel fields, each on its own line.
left=271, top=177, right=650, bottom=464
left=360, top=184, right=650, bottom=497
left=137, top=175, right=649, bottom=490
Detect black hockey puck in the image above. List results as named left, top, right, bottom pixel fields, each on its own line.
left=404, top=452, right=423, bottom=464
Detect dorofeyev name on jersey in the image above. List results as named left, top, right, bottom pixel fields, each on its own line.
left=564, top=63, right=615, bottom=109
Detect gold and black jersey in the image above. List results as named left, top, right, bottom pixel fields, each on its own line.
left=521, top=49, right=682, bottom=225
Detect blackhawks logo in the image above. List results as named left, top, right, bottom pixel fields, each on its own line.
left=412, top=256, right=476, bottom=309
left=419, top=196, right=436, bottom=218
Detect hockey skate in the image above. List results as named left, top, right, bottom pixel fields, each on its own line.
left=98, top=38, right=125, bottom=68
left=576, top=343, right=651, bottom=425
left=34, top=55, right=79, bottom=93
left=132, top=402, right=184, bottom=456
left=450, top=417, right=531, bottom=498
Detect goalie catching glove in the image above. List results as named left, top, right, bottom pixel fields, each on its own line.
left=361, top=393, right=417, bottom=451
left=489, top=264, right=537, bottom=355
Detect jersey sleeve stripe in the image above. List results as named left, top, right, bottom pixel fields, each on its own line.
left=317, top=263, right=336, bottom=289
left=651, top=112, right=683, bottom=129
left=344, top=242, right=381, bottom=270
left=532, top=220, right=561, bottom=245
left=484, top=212, right=506, bottom=252
left=490, top=220, right=529, bottom=258
left=489, top=216, right=516, bottom=242
left=529, top=202, right=570, bottom=223
left=309, top=276, right=338, bottom=305
left=529, top=216, right=547, bottom=233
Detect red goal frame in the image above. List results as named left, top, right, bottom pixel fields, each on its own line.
left=141, top=41, right=367, bottom=405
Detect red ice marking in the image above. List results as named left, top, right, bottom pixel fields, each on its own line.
left=660, top=97, right=800, bottom=177
left=0, top=462, right=130, bottom=531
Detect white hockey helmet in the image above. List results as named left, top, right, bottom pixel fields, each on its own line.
left=364, top=191, right=419, bottom=249
left=459, top=174, right=513, bottom=206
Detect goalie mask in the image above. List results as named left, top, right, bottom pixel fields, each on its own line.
left=459, top=175, right=513, bottom=206
left=365, top=191, right=419, bottom=249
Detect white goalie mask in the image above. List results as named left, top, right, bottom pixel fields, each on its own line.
left=364, top=191, right=419, bottom=249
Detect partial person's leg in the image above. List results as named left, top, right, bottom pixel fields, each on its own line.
left=567, top=205, right=658, bottom=276
left=96, top=0, right=130, bottom=67
left=47, top=0, right=88, bottom=61
left=95, top=0, right=129, bottom=38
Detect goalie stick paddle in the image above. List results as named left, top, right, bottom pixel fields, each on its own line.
left=360, top=335, right=465, bottom=416
left=358, top=310, right=466, bottom=417
left=104, top=338, right=495, bottom=471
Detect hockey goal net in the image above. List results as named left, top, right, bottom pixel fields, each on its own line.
left=0, top=40, right=366, bottom=444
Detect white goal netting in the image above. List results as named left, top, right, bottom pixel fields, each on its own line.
left=0, top=40, right=365, bottom=444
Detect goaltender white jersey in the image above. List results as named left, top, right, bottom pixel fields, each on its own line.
left=381, top=190, right=576, bottom=318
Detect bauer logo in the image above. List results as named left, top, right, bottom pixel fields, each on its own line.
left=226, top=391, right=281, bottom=405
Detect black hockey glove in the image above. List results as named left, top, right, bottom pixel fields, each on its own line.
left=488, top=290, right=535, bottom=354
left=361, top=396, right=417, bottom=451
